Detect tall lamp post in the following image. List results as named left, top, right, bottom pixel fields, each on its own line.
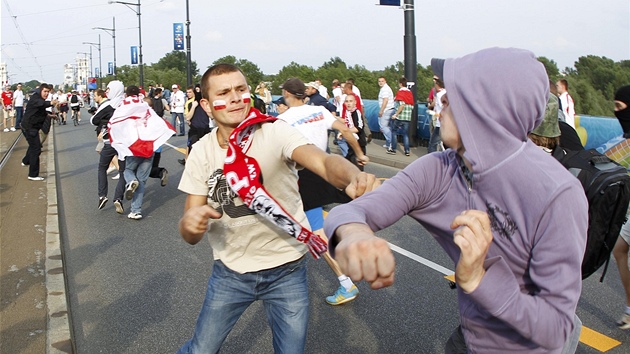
left=83, top=35, right=102, bottom=88
left=94, top=17, right=117, bottom=79
left=185, top=0, right=192, bottom=87
left=109, top=0, right=143, bottom=88
left=402, top=0, right=418, bottom=146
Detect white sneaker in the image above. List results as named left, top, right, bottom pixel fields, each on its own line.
left=127, top=212, right=142, bottom=220
left=28, top=176, right=45, bottom=181
left=3, top=128, right=8, bottom=132
left=10, top=127, right=16, bottom=132
left=111, top=173, right=120, bottom=180
left=617, top=313, right=630, bottom=330
left=106, top=166, right=117, bottom=174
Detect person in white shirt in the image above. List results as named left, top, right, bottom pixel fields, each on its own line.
left=315, top=79, right=329, bottom=100
left=556, top=79, right=575, bottom=128
left=170, top=84, right=186, bottom=136
left=377, top=77, right=395, bottom=150
left=13, top=83, right=25, bottom=130
left=57, top=90, right=68, bottom=125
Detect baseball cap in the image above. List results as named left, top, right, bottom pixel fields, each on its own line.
left=305, top=81, right=320, bottom=90
left=273, top=97, right=286, bottom=106
left=172, top=84, right=178, bottom=89
left=281, top=78, right=306, bottom=98
left=531, top=93, right=561, bottom=138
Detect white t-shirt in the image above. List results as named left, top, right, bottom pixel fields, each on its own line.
left=13, top=90, right=24, bottom=107
left=332, top=87, right=343, bottom=114
left=278, top=104, right=337, bottom=151
left=434, top=89, right=446, bottom=128
left=352, top=85, right=363, bottom=105
left=171, top=90, right=186, bottom=113
left=558, top=92, right=575, bottom=128
left=178, top=121, right=311, bottom=273
left=318, top=85, right=329, bottom=99
left=378, top=84, right=394, bottom=111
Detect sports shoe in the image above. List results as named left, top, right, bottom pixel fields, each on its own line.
left=127, top=212, right=142, bottom=220
left=3, top=128, right=8, bottom=132
left=178, top=158, right=186, bottom=165
left=617, top=313, right=630, bottom=329
left=160, top=169, right=169, bottom=187
left=21, top=162, right=27, bottom=167
left=27, top=176, right=44, bottom=181
left=106, top=165, right=117, bottom=174
left=125, top=180, right=139, bottom=200
left=111, top=173, right=120, bottom=180
left=10, top=127, right=16, bottom=132
left=386, top=149, right=396, bottom=155
left=326, top=285, right=359, bottom=306
left=98, top=196, right=108, bottom=210
left=114, top=199, right=124, bottom=214
left=405, top=151, right=410, bottom=157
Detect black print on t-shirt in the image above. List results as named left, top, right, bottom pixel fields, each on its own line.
left=486, top=202, right=517, bottom=239
left=207, top=169, right=255, bottom=219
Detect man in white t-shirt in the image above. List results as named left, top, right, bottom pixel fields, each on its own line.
left=170, top=84, right=186, bottom=136
left=278, top=77, right=368, bottom=305
left=428, top=77, right=446, bottom=153
left=377, top=77, right=395, bottom=150
left=556, top=79, right=575, bottom=128
left=176, top=65, right=378, bottom=354
left=13, top=83, right=25, bottom=129
left=315, top=78, right=329, bottom=100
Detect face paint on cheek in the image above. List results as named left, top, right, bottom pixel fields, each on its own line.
left=213, top=100, right=227, bottom=110
left=242, top=93, right=251, bottom=104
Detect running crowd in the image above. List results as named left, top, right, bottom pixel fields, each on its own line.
left=10, top=46, right=630, bottom=353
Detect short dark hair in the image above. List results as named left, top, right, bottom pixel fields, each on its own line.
left=200, top=63, right=244, bottom=100
left=154, top=87, right=162, bottom=95
left=39, top=83, right=52, bottom=90
left=95, top=88, right=106, bottom=98
left=398, top=77, right=408, bottom=86
left=558, top=79, right=569, bottom=90
left=126, top=85, right=140, bottom=96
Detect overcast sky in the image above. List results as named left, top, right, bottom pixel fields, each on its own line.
left=1, top=0, right=628, bottom=85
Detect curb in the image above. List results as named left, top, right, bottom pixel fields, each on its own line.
left=45, top=126, right=73, bottom=353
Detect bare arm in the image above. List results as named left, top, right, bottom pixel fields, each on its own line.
left=185, top=101, right=198, bottom=122
left=179, top=194, right=222, bottom=245
left=291, top=144, right=379, bottom=198
left=332, top=120, right=368, bottom=166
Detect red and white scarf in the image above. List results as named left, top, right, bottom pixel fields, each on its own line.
left=223, top=108, right=328, bottom=259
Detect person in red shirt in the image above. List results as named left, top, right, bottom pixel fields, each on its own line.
left=2, top=85, right=15, bottom=132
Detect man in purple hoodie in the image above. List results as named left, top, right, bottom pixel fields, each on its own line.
left=324, top=47, right=588, bottom=353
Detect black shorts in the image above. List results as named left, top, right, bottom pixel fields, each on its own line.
left=71, top=106, right=81, bottom=112
left=59, top=104, right=69, bottom=113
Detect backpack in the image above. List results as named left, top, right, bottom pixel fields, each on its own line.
left=152, top=97, right=164, bottom=117
left=552, top=147, right=630, bottom=281
left=251, top=92, right=266, bottom=114
left=70, top=95, right=78, bottom=104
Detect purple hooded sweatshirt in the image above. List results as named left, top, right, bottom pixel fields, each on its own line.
left=324, top=48, right=588, bottom=353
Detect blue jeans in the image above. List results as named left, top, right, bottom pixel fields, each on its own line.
left=379, top=108, right=395, bottom=148
left=428, top=126, right=442, bottom=153
left=123, top=155, right=153, bottom=214
left=172, top=112, right=185, bottom=135
left=177, top=257, right=309, bottom=354
left=391, top=119, right=410, bottom=153
left=337, top=137, right=349, bottom=157
left=14, top=106, right=23, bottom=129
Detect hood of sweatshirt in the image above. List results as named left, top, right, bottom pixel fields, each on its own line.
left=106, top=80, right=125, bottom=109
left=442, top=47, right=549, bottom=174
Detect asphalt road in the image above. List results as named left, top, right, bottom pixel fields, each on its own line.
left=53, top=112, right=630, bottom=353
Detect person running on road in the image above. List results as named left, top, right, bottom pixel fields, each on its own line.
left=176, top=64, right=379, bottom=353
left=20, top=83, right=58, bottom=180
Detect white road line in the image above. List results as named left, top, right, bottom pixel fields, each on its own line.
left=388, top=243, right=454, bottom=276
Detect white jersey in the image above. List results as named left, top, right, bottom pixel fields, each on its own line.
left=277, top=104, right=337, bottom=152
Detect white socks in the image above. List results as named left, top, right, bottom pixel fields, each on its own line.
left=338, top=275, right=354, bottom=291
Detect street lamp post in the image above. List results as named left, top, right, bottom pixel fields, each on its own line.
left=402, top=0, right=418, bottom=146
left=94, top=17, right=117, bottom=79
left=185, top=0, right=192, bottom=87
left=109, top=0, right=143, bottom=88
left=83, top=35, right=102, bottom=88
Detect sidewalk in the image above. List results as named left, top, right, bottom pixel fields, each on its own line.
left=0, top=129, right=72, bottom=354
left=330, top=135, right=428, bottom=170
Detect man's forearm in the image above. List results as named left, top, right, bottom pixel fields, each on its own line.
left=322, top=154, right=360, bottom=189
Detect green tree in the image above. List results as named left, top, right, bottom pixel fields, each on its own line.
left=537, top=57, right=560, bottom=81
left=272, top=62, right=315, bottom=95
left=153, top=50, right=198, bottom=78
left=211, top=56, right=264, bottom=90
